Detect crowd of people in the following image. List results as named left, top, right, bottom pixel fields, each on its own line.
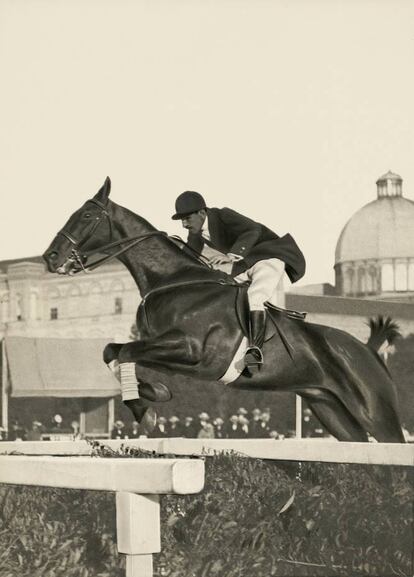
left=0, top=414, right=80, bottom=442
left=0, top=407, right=332, bottom=442
left=111, top=407, right=300, bottom=440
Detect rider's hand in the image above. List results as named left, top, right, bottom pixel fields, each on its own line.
left=209, top=254, right=233, bottom=265
left=209, top=253, right=241, bottom=266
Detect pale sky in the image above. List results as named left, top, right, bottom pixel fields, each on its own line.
left=1, top=0, right=413, bottom=286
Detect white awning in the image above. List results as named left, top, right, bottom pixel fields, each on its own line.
left=5, top=336, right=120, bottom=398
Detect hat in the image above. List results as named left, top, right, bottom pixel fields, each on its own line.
left=184, top=416, right=193, bottom=422
left=53, top=414, right=63, bottom=424
left=229, top=415, right=239, bottom=423
left=198, top=412, right=210, bottom=420
left=214, top=417, right=224, bottom=425
left=252, top=408, right=261, bottom=415
left=158, top=416, right=167, bottom=423
left=237, top=407, right=248, bottom=415
left=172, top=191, right=207, bottom=220
left=169, top=416, right=180, bottom=423
left=114, top=420, right=124, bottom=428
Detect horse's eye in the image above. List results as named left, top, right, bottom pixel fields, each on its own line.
left=84, top=213, right=91, bottom=219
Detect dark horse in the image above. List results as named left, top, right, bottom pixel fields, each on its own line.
left=43, top=178, right=405, bottom=443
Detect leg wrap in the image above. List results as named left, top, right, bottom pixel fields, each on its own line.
left=119, top=362, right=140, bottom=401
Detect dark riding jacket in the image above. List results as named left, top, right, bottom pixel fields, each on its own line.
left=187, top=207, right=306, bottom=283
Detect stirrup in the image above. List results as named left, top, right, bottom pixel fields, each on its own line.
left=244, top=345, right=264, bottom=367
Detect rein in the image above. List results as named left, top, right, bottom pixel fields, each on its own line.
left=57, top=198, right=211, bottom=274
left=57, top=198, right=167, bottom=274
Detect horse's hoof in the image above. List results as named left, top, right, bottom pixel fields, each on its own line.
left=139, top=382, right=172, bottom=402
left=103, top=343, right=123, bottom=364
left=140, top=408, right=157, bottom=436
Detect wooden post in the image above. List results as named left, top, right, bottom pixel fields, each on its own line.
left=108, top=397, right=115, bottom=435
left=1, top=339, right=8, bottom=433
left=295, top=394, right=302, bottom=439
left=116, top=492, right=160, bottom=577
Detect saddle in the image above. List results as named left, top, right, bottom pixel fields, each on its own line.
left=235, top=286, right=306, bottom=359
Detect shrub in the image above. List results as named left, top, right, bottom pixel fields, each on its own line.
left=0, top=445, right=412, bottom=577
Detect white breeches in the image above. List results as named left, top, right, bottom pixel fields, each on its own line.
left=234, top=258, right=286, bottom=311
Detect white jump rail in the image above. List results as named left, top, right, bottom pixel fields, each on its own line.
left=1, top=438, right=413, bottom=466
left=0, top=455, right=205, bottom=577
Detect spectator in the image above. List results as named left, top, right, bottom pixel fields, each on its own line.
left=262, top=407, right=274, bottom=428
left=182, top=416, right=197, bottom=438
left=196, top=412, right=210, bottom=437
left=152, top=416, right=168, bottom=438
left=197, top=420, right=215, bottom=439
left=8, top=419, right=26, bottom=441
left=71, top=420, right=81, bottom=440
left=128, top=421, right=141, bottom=439
left=257, top=412, right=271, bottom=438
left=213, top=417, right=226, bottom=438
left=226, top=415, right=241, bottom=439
left=26, top=421, right=43, bottom=441
left=0, top=426, right=7, bottom=441
left=168, top=416, right=183, bottom=437
left=250, top=408, right=262, bottom=437
left=111, top=420, right=126, bottom=439
left=51, top=414, right=64, bottom=433
left=238, top=415, right=250, bottom=438
left=269, top=430, right=279, bottom=440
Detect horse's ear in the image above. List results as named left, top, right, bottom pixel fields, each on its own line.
left=94, top=177, right=111, bottom=204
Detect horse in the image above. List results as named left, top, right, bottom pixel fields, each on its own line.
left=43, top=178, right=405, bottom=443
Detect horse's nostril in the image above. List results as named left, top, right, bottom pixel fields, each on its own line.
left=48, top=251, right=58, bottom=261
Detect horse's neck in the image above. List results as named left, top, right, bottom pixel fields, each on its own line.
left=110, top=202, right=207, bottom=295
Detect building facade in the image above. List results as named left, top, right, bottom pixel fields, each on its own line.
left=0, top=258, right=140, bottom=342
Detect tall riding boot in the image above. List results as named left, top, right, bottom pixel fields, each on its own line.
left=244, top=310, right=266, bottom=367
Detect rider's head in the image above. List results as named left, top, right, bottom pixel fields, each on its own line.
left=172, top=191, right=207, bottom=234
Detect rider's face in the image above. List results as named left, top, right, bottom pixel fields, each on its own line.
left=181, top=209, right=207, bottom=234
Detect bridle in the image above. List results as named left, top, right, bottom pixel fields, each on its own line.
left=56, top=197, right=211, bottom=274
left=56, top=198, right=167, bottom=274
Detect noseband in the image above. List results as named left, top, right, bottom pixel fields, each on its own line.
left=57, top=198, right=165, bottom=274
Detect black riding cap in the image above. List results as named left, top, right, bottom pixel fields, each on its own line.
left=172, top=191, right=207, bottom=220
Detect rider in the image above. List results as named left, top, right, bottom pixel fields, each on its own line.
left=172, top=191, right=306, bottom=367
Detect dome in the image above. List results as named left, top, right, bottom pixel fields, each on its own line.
left=335, top=171, right=414, bottom=264
left=335, top=196, right=414, bottom=264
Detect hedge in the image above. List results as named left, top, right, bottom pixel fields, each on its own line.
left=0, top=444, right=412, bottom=577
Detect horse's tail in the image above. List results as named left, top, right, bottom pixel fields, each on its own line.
left=366, top=315, right=401, bottom=352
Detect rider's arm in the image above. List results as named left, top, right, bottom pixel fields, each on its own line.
left=219, top=207, right=263, bottom=258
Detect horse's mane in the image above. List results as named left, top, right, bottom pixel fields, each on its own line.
left=109, top=199, right=216, bottom=273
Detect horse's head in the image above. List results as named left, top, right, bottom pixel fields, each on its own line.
left=43, top=177, right=113, bottom=275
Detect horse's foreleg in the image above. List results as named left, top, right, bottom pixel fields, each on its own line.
left=106, top=334, right=202, bottom=431
left=117, top=332, right=202, bottom=367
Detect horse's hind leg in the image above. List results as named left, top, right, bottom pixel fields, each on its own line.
left=301, top=389, right=369, bottom=442
left=363, top=400, right=406, bottom=443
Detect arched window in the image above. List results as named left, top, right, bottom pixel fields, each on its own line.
left=15, top=293, right=23, bottom=321
left=395, top=262, right=408, bottom=292
left=90, top=283, right=103, bottom=315
left=1, top=294, right=9, bottom=323
left=408, top=262, right=414, bottom=291
left=357, top=267, right=366, bottom=295
left=30, top=291, right=38, bottom=320
left=381, top=263, right=394, bottom=292
left=68, top=285, right=82, bottom=318
left=343, top=267, right=354, bottom=295
left=47, top=288, right=61, bottom=321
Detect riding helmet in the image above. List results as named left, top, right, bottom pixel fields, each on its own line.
left=172, top=191, right=207, bottom=220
